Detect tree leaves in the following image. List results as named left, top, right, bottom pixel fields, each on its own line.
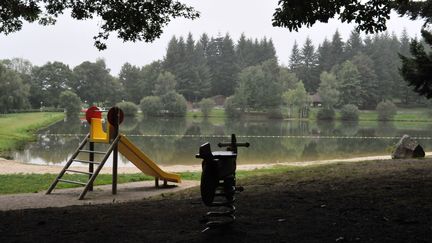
left=0, top=0, right=199, bottom=50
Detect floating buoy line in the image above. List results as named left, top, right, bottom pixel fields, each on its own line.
left=37, top=134, right=432, bottom=140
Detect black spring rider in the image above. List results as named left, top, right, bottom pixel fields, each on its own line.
left=195, top=134, right=249, bottom=232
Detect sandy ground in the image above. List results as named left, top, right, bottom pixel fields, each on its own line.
left=2, top=152, right=432, bottom=174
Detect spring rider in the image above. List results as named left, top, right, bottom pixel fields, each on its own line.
left=196, top=134, right=250, bottom=232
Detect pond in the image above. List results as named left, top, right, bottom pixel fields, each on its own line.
left=8, top=116, right=432, bottom=167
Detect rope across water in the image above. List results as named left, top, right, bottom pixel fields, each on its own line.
left=37, top=134, right=432, bottom=140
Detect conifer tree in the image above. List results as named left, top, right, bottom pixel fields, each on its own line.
left=330, top=30, right=345, bottom=66
left=298, top=37, right=319, bottom=93
left=400, top=29, right=432, bottom=99
left=207, top=34, right=239, bottom=96
left=345, top=30, right=364, bottom=60
left=289, top=41, right=302, bottom=71
left=317, top=38, right=333, bottom=72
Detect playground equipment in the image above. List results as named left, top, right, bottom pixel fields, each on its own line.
left=46, top=106, right=180, bottom=200
left=196, top=134, right=249, bottom=232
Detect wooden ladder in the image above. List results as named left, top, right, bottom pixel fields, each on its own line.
left=46, top=134, right=121, bottom=200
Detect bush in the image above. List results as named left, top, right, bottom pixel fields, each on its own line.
left=340, top=104, right=359, bottom=121
left=140, top=96, right=163, bottom=117
left=267, top=108, right=283, bottom=119
left=161, top=91, right=187, bottom=117
left=224, top=96, right=242, bottom=118
left=316, top=107, right=335, bottom=120
left=376, top=100, right=397, bottom=121
left=59, top=90, right=81, bottom=117
left=115, top=101, right=138, bottom=116
left=199, top=98, right=215, bottom=117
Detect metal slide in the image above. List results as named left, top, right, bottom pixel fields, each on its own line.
left=118, top=135, right=181, bottom=183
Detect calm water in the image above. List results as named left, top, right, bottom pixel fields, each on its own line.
left=9, top=116, right=432, bottom=167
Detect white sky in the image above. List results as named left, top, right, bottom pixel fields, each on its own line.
left=0, top=0, right=425, bottom=76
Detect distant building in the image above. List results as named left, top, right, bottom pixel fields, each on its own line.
left=310, top=93, right=322, bottom=107
left=211, top=95, right=226, bottom=107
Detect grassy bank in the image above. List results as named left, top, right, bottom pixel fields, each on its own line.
left=0, top=112, right=64, bottom=155
left=0, top=161, right=373, bottom=195
left=187, top=107, right=432, bottom=122
left=1, top=158, right=429, bottom=195
left=0, top=165, right=308, bottom=194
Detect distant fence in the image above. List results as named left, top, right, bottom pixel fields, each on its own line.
left=7, top=108, right=64, bottom=113
left=37, top=133, right=432, bottom=140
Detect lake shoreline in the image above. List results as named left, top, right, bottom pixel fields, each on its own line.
left=2, top=152, right=432, bottom=174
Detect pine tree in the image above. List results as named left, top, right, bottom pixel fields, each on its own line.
left=175, top=32, right=196, bottom=100
left=330, top=30, right=345, bottom=67
left=317, top=38, right=333, bottom=72
left=236, top=33, right=249, bottom=70
left=289, top=41, right=302, bottom=71
left=400, top=29, right=432, bottom=99
left=398, top=28, right=420, bottom=104
left=298, top=37, right=319, bottom=93
left=207, top=33, right=239, bottom=96
left=345, top=30, right=364, bottom=60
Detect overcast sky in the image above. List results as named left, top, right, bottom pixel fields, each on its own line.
left=0, top=0, right=425, bottom=76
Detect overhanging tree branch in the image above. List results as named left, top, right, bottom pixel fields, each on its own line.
left=0, top=0, right=199, bottom=50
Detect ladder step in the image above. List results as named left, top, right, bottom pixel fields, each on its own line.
left=65, top=169, right=93, bottom=175
left=58, top=179, right=87, bottom=186
left=73, top=159, right=100, bottom=164
left=79, top=150, right=106, bottom=154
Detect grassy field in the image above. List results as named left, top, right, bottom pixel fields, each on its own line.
left=188, top=107, right=432, bottom=122
left=0, top=112, right=64, bottom=155
left=309, top=107, right=432, bottom=122
left=0, top=165, right=308, bottom=194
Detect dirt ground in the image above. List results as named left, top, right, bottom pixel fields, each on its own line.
left=1, top=159, right=432, bottom=243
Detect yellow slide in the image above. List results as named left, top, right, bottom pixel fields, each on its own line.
left=118, top=135, right=181, bottom=183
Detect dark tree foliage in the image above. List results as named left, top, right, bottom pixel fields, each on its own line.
left=330, top=30, right=345, bottom=68
left=317, top=38, right=333, bottom=72
left=71, top=59, right=118, bottom=105
left=272, top=0, right=432, bottom=33
left=30, top=61, right=74, bottom=108
left=236, top=34, right=277, bottom=70
left=207, top=34, right=240, bottom=97
left=345, top=30, right=364, bottom=60
left=298, top=37, right=319, bottom=93
left=400, top=30, right=432, bottom=98
left=119, top=63, right=143, bottom=104
left=0, top=0, right=199, bottom=50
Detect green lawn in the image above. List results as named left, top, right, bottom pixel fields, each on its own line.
left=186, top=108, right=226, bottom=118
left=0, top=112, right=64, bottom=154
left=0, top=165, right=303, bottom=194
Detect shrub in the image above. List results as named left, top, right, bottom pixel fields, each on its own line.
left=267, top=108, right=283, bottom=119
left=161, top=91, right=187, bottom=117
left=199, top=98, right=215, bottom=117
left=59, top=90, right=81, bottom=117
left=115, top=101, right=138, bottom=116
left=316, top=107, right=335, bottom=120
left=224, top=96, right=242, bottom=118
left=140, top=96, right=163, bottom=117
left=376, top=100, right=397, bottom=121
left=340, top=104, right=359, bottom=121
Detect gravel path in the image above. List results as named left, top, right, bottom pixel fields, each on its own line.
left=2, top=153, right=432, bottom=174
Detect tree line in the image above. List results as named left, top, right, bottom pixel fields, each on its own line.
left=0, top=29, right=424, bottom=118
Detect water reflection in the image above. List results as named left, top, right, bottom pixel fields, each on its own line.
left=9, top=117, right=432, bottom=166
